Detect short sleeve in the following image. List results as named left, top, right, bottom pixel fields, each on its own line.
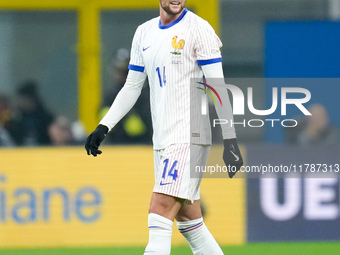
left=195, top=20, right=223, bottom=66
left=128, top=25, right=145, bottom=72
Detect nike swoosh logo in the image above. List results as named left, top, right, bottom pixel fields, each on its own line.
left=143, top=46, right=151, bottom=51
left=230, top=150, right=240, bottom=161
left=160, top=182, right=172, bottom=186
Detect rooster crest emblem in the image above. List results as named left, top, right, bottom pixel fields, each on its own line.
left=171, top=35, right=185, bottom=63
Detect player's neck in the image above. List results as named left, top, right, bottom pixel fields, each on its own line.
left=159, top=8, right=185, bottom=26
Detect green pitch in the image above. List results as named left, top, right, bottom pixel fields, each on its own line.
left=1, top=242, right=340, bottom=255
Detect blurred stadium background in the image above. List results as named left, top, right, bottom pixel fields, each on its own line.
left=0, top=0, right=340, bottom=254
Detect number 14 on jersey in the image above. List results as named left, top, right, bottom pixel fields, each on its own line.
left=156, top=66, right=166, bottom=87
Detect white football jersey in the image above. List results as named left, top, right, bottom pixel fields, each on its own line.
left=128, top=9, right=223, bottom=150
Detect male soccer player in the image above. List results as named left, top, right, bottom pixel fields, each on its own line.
left=85, top=1, right=243, bottom=254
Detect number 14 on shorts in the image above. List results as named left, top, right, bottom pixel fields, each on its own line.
left=161, top=159, right=178, bottom=184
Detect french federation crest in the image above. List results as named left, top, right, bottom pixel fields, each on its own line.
left=171, top=35, right=185, bottom=64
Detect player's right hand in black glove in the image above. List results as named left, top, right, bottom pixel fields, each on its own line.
left=223, top=138, right=244, bottom=178
left=85, top=124, right=109, bottom=157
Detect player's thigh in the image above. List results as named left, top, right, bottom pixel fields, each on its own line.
left=153, top=144, right=210, bottom=202
left=153, top=144, right=191, bottom=200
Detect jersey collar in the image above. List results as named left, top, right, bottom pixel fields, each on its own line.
left=159, top=8, right=188, bottom=30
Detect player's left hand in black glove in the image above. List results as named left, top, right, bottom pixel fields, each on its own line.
left=85, top=124, right=109, bottom=157
left=223, top=138, right=243, bottom=178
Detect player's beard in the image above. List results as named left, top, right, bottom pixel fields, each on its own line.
left=160, top=0, right=186, bottom=16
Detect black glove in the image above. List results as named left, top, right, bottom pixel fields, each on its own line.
left=85, top=124, right=109, bottom=157
left=223, top=138, right=243, bottom=178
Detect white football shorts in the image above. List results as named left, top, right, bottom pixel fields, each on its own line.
left=153, top=143, right=210, bottom=202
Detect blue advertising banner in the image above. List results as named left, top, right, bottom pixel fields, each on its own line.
left=265, top=21, right=340, bottom=143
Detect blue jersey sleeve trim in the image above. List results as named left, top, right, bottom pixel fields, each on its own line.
left=197, top=58, right=222, bottom=66
left=159, top=8, right=188, bottom=29
left=128, top=64, right=145, bottom=72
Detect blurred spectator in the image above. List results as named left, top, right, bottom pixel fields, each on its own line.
left=12, top=80, right=54, bottom=146
left=48, top=116, right=74, bottom=146
left=48, top=116, right=87, bottom=146
left=102, top=48, right=130, bottom=107
left=286, top=104, right=340, bottom=146
left=71, top=120, right=88, bottom=145
left=100, top=48, right=152, bottom=144
left=0, top=94, right=15, bottom=147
